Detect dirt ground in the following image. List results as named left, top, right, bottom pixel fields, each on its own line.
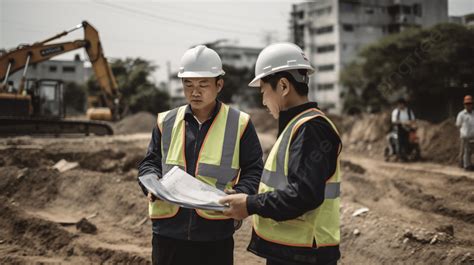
left=0, top=111, right=473, bottom=264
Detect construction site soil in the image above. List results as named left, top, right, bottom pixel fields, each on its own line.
left=0, top=110, right=472, bottom=264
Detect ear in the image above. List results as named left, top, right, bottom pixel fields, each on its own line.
left=217, top=79, right=224, bottom=93
left=279, top=78, right=290, bottom=97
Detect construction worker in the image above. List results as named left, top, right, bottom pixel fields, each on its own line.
left=220, top=42, right=342, bottom=265
left=456, top=95, right=474, bottom=171
left=391, top=98, right=416, bottom=161
left=137, top=45, right=263, bottom=265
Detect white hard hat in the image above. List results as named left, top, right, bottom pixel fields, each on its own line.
left=249, top=42, right=314, bottom=87
left=177, top=45, right=225, bottom=78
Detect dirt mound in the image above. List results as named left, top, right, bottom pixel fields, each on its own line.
left=0, top=199, right=75, bottom=261
left=0, top=167, right=60, bottom=208
left=342, top=112, right=461, bottom=166
left=393, top=179, right=474, bottom=224
left=114, top=111, right=156, bottom=134
left=0, top=145, right=144, bottom=176
left=0, top=137, right=151, bottom=263
left=80, top=246, right=150, bottom=264
left=342, top=112, right=391, bottom=145
left=418, top=118, right=460, bottom=165
left=248, top=109, right=277, bottom=134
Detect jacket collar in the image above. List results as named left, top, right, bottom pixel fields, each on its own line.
left=278, top=102, right=319, bottom=136
left=184, top=100, right=222, bottom=122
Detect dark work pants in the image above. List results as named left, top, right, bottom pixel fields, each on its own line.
left=152, top=234, right=234, bottom=265
left=267, top=259, right=337, bottom=265
left=396, top=125, right=409, bottom=158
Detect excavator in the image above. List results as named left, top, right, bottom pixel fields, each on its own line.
left=0, top=21, right=122, bottom=136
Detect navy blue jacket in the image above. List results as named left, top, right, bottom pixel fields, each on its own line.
left=138, top=101, right=263, bottom=241
left=247, top=102, right=342, bottom=264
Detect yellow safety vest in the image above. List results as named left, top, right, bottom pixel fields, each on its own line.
left=149, top=103, right=250, bottom=220
left=253, top=108, right=341, bottom=247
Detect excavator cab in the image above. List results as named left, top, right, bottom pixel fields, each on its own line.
left=0, top=79, right=64, bottom=119
left=28, top=79, right=64, bottom=119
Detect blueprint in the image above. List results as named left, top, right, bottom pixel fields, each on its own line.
left=139, top=166, right=229, bottom=211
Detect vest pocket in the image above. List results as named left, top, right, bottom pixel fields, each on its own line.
left=149, top=200, right=179, bottom=219
left=257, top=217, right=314, bottom=246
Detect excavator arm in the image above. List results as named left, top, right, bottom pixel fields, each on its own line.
left=0, top=21, right=121, bottom=119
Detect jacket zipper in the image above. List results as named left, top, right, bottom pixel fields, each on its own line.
left=187, top=122, right=202, bottom=240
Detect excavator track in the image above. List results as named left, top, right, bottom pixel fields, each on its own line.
left=0, top=117, right=113, bottom=136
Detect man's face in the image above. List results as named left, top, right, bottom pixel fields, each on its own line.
left=465, top=103, right=473, bottom=112
left=183, top=77, right=223, bottom=110
left=260, top=81, right=283, bottom=119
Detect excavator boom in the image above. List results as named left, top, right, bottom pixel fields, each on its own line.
left=0, top=21, right=121, bottom=136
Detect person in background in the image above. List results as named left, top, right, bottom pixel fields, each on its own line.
left=456, top=95, right=474, bottom=171
left=391, top=98, right=416, bottom=161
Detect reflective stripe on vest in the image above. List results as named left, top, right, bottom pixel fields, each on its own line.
left=254, top=108, right=341, bottom=247
left=197, top=107, right=240, bottom=190
left=149, top=103, right=248, bottom=220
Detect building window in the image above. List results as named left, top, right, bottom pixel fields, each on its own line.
left=317, top=64, right=335, bottom=72
left=388, top=24, right=401, bottom=34
left=387, top=5, right=400, bottom=16
left=298, top=11, right=304, bottom=19
left=314, top=6, right=332, bottom=16
left=413, top=4, right=422, bottom=16
left=49, top=66, right=57, bottom=72
left=312, top=25, right=333, bottom=35
left=340, top=2, right=356, bottom=13
left=62, top=66, right=75, bottom=73
left=317, top=83, right=334, bottom=91
left=317, top=45, right=335, bottom=53
left=402, top=5, right=411, bottom=14
left=222, top=54, right=241, bottom=60
left=342, top=24, right=354, bottom=32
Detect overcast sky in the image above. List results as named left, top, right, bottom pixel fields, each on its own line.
left=1, top=0, right=473, bottom=83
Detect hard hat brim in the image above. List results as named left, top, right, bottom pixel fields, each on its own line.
left=248, top=65, right=315, bottom=87
left=178, top=70, right=225, bottom=78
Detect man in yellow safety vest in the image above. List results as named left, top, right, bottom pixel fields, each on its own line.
left=138, top=45, right=263, bottom=265
left=220, top=42, right=342, bottom=265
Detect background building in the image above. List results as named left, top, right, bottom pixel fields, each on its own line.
left=8, top=54, right=92, bottom=89
left=449, top=12, right=474, bottom=26
left=290, top=0, right=449, bottom=113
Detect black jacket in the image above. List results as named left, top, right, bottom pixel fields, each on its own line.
left=138, top=101, right=263, bottom=241
left=247, top=102, right=342, bottom=264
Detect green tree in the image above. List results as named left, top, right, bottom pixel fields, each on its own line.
left=87, top=57, right=170, bottom=114
left=63, top=81, right=87, bottom=113
left=341, top=23, right=474, bottom=119
left=220, top=64, right=261, bottom=108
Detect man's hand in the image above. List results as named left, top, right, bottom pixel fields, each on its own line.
left=224, top=188, right=237, bottom=194
left=219, top=194, right=249, bottom=220
left=147, top=192, right=157, bottom=202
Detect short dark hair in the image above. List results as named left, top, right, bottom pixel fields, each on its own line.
left=397, top=98, right=406, bottom=104
left=260, top=70, right=309, bottom=96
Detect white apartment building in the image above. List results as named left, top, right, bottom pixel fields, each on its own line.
left=449, top=13, right=474, bottom=26
left=290, top=0, right=448, bottom=113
